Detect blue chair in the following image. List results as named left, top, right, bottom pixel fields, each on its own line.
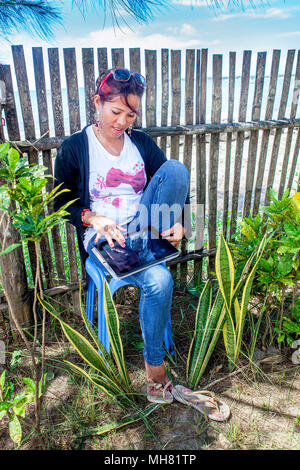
left=85, top=257, right=174, bottom=355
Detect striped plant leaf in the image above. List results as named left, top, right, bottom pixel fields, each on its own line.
left=64, top=361, right=134, bottom=410
left=103, top=281, right=132, bottom=390
left=39, top=296, right=129, bottom=396
left=186, top=280, right=212, bottom=385
left=216, top=233, right=236, bottom=370
left=187, top=287, right=225, bottom=389
left=216, top=232, right=235, bottom=312
left=76, top=403, right=160, bottom=438
left=235, top=235, right=267, bottom=363
left=196, top=303, right=226, bottom=382
left=77, top=282, right=122, bottom=383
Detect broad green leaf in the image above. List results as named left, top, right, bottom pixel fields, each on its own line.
left=7, top=147, right=20, bottom=171
left=0, top=142, right=10, bottom=156
left=9, top=414, right=22, bottom=445
left=277, top=254, right=294, bottom=276
left=0, top=243, right=21, bottom=257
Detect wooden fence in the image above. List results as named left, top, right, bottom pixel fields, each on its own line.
left=0, top=46, right=299, bottom=314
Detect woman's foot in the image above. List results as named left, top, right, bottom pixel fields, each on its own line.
left=145, top=362, right=173, bottom=404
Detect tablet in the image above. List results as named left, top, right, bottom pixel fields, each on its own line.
left=91, top=228, right=179, bottom=279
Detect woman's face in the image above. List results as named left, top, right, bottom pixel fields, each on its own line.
left=95, top=93, right=140, bottom=139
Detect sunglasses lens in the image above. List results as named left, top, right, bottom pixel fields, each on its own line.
left=114, top=69, right=131, bottom=81
left=134, top=73, right=146, bottom=88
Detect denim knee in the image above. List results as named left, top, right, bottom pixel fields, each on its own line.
left=141, top=265, right=174, bottom=298
left=161, top=159, right=190, bottom=186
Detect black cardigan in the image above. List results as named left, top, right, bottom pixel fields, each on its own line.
left=54, top=125, right=191, bottom=262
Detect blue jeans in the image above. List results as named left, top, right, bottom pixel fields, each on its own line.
left=87, top=160, right=190, bottom=366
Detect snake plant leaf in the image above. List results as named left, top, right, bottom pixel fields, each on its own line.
left=186, top=280, right=212, bottom=385
left=235, top=235, right=267, bottom=363
left=187, top=287, right=225, bottom=389
left=103, top=281, right=131, bottom=390
left=64, top=361, right=116, bottom=400
left=216, top=232, right=235, bottom=313
left=39, top=296, right=122, bottom=388
left=76, top=283, right=125, bottom=389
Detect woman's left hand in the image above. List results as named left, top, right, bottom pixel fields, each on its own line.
left=161, top=222, right=185, bottom=249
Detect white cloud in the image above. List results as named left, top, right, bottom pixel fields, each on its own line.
left=172, top=0, right=207, bottom=6
left=277, top=31, right=300, bottom=38
left=212, top=7, right=292, bottom=21
left=167, top=23, right=197, bottom=35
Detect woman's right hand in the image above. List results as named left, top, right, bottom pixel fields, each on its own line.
left=84, top=212, right=126, bottom=247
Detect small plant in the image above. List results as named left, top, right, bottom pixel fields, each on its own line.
left=275, top=299, right=300, bottom=347
left=0, top=370, right=35, bottom=447
left=0, top=142, right=74, bottom=434
left=230, top=189, right=300, bottom=348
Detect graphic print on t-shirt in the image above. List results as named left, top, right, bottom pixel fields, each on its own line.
left=90, top=161, right=145, bottom=204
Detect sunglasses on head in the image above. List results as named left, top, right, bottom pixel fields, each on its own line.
left=97, top=69, right=146, bottom=93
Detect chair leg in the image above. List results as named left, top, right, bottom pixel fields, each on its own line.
left=164, top=314, right=175, bottom=356
left=86, top=275, right=95, bottom=326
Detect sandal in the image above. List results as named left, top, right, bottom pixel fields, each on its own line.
left=146, top=380, right=174, bottom=404
left=171, top=385, right=230, bottom=422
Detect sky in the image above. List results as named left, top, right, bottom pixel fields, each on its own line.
left=0, top=0, right=299, bottom=82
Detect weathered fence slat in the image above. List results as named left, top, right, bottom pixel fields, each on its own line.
left=229, top=50, right=251, bottom=239
left=63, top=48, right=81, bottom=313
left=169, top=50, right=181, bottom=278
left=32, top=46, right=56, bottom=288
left=111, top=48, right=125, bottom=69
left=145, top=50, right=157, bottom=136
left=129, top=48, right=142, bottom=128
left=253, top=49, right=281, bottom=215
left=194, top=49, right=207, bottom=278
left=243, top=51, right=266, bottom=218
left=287, top=127, right=300, bottom=190
left=208, top=54, right=222, bottom=275
left=222, top=51, right=236, bottom=239
left=264, top=49, right=296, bottom=205
left=48, top=48, right=67, bottom=282
left=82, top=48, right=95, bottom=126
left=97, top=47, right=108, bottom=77
left=181, top=49, right=195, bottom=282
left=0, top=64, right=20, bottom=141
left=171, top=50, right=181, bottom=161
left=193, top=49, right=205, bottom=280
left=48, top=48, right=65, bottom=137
left=279, top=49, right=300, bottom=198
left=160, top=48, right=169, bottom=155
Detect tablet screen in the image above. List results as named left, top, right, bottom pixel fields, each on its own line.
left=92, top=228, right=178, bottom=277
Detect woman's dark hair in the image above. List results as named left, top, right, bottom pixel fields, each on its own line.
left=95, top=69, right=145, bottom=114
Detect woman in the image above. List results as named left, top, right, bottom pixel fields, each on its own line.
left=54, top=69, right=190, bottom=404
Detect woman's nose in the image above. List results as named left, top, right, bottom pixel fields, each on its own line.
left=116, top=114, right=127, bottom=126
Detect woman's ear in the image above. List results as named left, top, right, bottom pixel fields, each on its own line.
left=93, top=94, right=101, bottom=108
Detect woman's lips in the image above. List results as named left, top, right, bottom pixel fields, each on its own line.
left=112, top=126, right=123, bottom=134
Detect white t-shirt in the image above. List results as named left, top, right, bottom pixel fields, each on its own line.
left=83, top=126, right=147, bottom=250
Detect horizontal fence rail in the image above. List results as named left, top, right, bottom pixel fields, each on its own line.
left=0, top=45, right=299, bottom=306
